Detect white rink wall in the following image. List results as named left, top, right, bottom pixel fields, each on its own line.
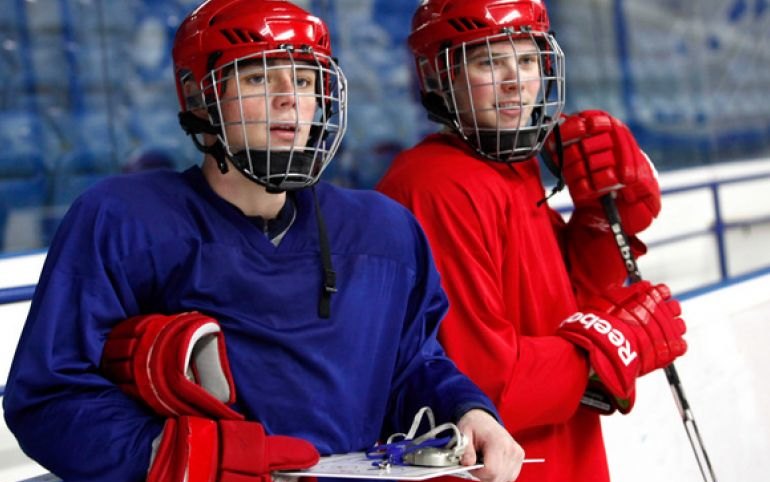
left=1, top=161, right=770, bottom=481
left=0, top=253, right=45, bottom=481
left=602, top=272, right=770, bottom=482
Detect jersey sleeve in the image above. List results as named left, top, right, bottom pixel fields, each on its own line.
left=2, top=193, right=164, bottom=481
left=379, top=174, right=590, bottom=433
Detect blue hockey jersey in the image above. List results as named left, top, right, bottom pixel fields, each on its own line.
left=3, top=166, right=495, bottom=481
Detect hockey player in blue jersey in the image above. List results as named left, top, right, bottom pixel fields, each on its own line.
left=2, top=1, right=524, bottom=481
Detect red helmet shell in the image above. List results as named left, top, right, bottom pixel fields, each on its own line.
left=409, top=0, right=551, bottom=91
left=172, top=0, right=332, bottom=111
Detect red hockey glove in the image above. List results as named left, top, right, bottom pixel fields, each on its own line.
left=557, top=282, right=687, bottom=413
left=545, top=110, right=661, bottom=235
left=101, top=312, right=243, bottom=420
left=561, top=207, right=648, bottom=293
left=148, top=416, right=320, bottom=482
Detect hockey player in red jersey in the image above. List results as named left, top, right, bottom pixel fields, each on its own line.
left=377, top=1, right=688, bottom=481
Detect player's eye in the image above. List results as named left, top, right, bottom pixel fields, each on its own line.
left=470, top=56, right=496, bottom=69
left=519, top=54, right=538, bottom=67
left=244, top=73, right=266, bottom=86
left=293, top=69, right=316, bottom=89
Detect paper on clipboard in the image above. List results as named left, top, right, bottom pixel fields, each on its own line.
left=275, top=452, right=544, bottom=480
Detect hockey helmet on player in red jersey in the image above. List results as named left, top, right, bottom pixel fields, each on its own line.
left=172, top=0, right=347, bottom=191
left=409, top=0, right=565, bottom=163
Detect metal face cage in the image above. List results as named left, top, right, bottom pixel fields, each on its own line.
left=431, top=29, right=565, bottom=162
left=200, top=46, right=347, bottom=190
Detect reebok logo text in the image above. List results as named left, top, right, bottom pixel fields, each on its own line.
left=562, top=312, right=638, bottom=366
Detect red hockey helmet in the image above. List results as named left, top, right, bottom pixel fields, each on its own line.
left=173, top=0, right=333, bottom=110
left=408, top=0, right=565, bottom=162
left=172, top=0, right=347, bottom=191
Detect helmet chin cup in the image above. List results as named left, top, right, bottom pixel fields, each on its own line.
left=468, top=128, right=541, bottom=163
left=230, top=150, right=319, bottom=192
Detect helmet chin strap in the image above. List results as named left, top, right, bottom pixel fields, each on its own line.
left=420, top=92, right=454, bottom=126
left=178, top=110, right=230, bottom=175
left=537, top=121, right=565, bottom=206
left=422, top=92, right=545, bottom=163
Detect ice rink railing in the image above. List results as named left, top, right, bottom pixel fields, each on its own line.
left=646, top=171, right=770, bottom=298
left=553, top=170, right=770, bottom=298
left=0, top=286, right=36, bottom=306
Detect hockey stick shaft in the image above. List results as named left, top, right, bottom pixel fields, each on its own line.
left=600, top=193, right=718, bottom=482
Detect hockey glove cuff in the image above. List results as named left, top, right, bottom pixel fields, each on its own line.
left=101, top=312, right=243, bottom=420
left=148, top=416, right=320, bottom=482
left=546, top=110, right=661, bottom=235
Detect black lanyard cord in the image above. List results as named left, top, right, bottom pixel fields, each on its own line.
left=312, top=186, right=336, bottom=319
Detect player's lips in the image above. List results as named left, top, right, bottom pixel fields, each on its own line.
left=270, top=123, right=299, bottom=140
left=496, top=101, right=526, bottom=122
left=497, top=101, right=522, bottom=112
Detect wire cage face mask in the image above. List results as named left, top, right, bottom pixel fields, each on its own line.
left=430, top=29, right=565, bottom=162
left=200, top=47, right=347, bottom=191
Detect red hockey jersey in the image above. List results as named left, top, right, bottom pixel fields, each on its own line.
left=378, top=133, right=620, bottom=482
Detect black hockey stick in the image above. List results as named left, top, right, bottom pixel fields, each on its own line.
left=600, top=192, right=718, bottom=482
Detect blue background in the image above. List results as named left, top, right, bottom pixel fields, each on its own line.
left=0, top=0, right=769, bottom=252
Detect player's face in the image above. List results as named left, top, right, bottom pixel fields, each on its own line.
left=451, top=38, right=542, bottom=130
left=219, top=59, right=318, bottom=152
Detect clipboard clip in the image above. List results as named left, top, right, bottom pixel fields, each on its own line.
left=366, top=407, right=468, bottom=468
